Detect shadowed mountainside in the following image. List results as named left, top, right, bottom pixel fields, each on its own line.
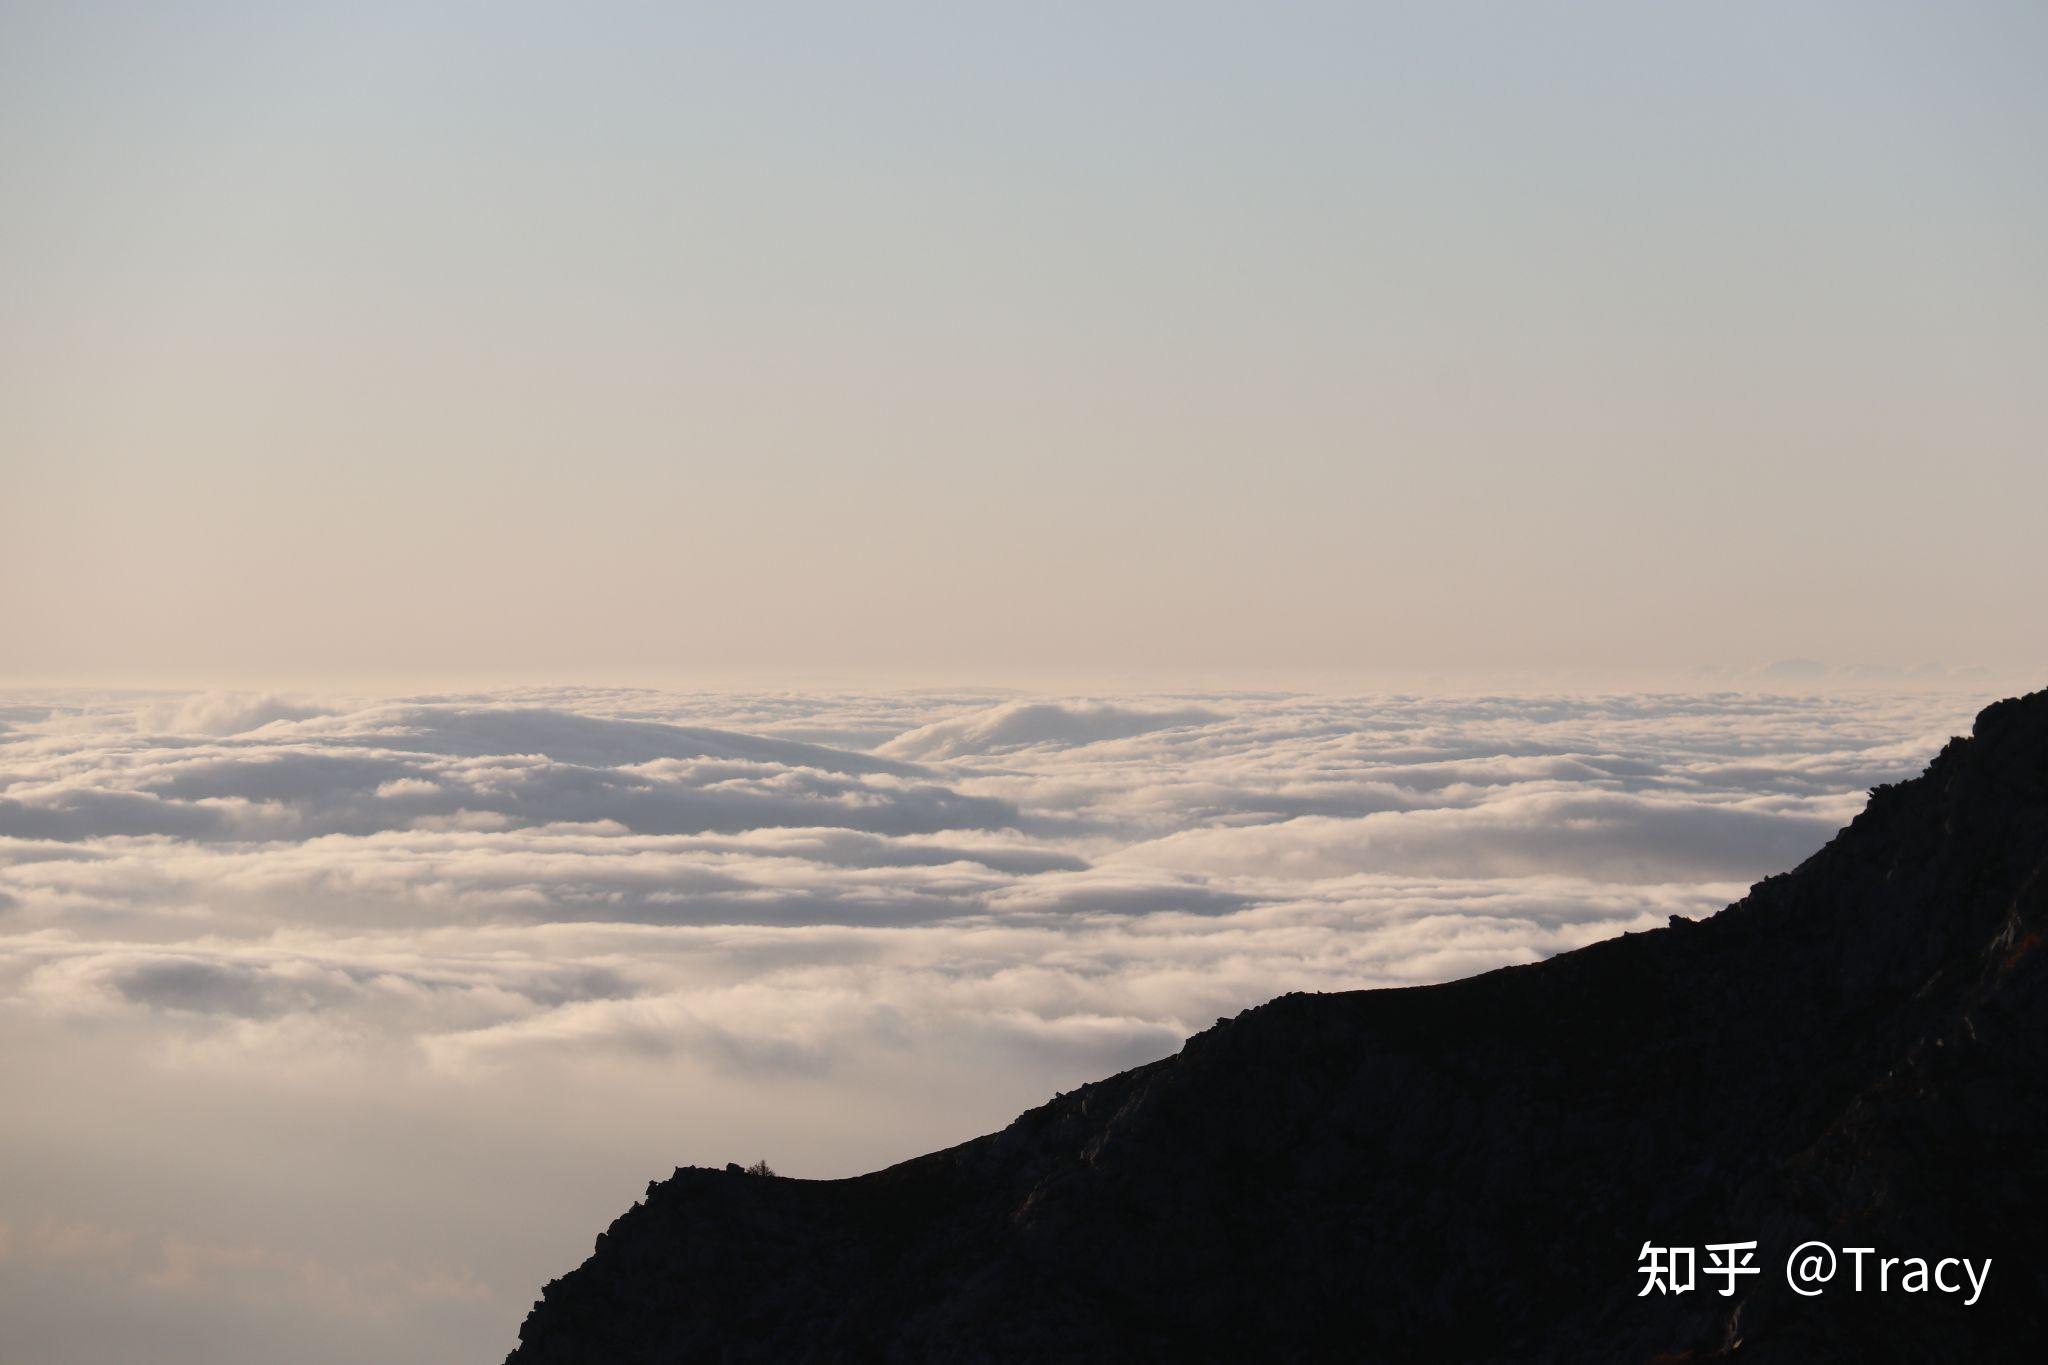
left=508, top=689, right=2048, bottom=1362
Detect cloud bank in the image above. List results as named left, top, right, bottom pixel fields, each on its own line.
left=0, top=685, right=1985, bottom=1363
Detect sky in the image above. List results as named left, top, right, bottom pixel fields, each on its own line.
left=3, top=1, right=2045, bottom=682
left=0, top=683, right=2001, bottom=1361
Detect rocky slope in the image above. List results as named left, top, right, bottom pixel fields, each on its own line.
left=507, top=689, right=2048, bottom=1362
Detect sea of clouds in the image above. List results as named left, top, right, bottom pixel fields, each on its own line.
left=0, top=684, right=1991, bottom=1362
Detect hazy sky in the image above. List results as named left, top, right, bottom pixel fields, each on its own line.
left=3, top=2, right=2044, bottom=681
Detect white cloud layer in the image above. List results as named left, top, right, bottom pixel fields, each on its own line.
left=0, top=685, right=1987, bottom=1363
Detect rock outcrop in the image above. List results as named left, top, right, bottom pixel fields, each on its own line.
left=508, top=689, right=2048, bottom=1362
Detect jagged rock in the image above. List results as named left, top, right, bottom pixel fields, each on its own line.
left=507, top=689, right=2048, bottom=1363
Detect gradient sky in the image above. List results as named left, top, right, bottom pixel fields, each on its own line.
left=3, top=2, right=2044, bottom=681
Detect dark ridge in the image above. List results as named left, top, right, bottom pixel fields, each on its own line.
left=507, top=689, right=2048, bottom=1363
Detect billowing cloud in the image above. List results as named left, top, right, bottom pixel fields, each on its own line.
left=0, top=684, right=1989, bottom=1364
left=879, top=700, right=1222, bottom=760
left=1120, top=789, right=1857, bottom=883
left=135, top=692, right=334, bottom=738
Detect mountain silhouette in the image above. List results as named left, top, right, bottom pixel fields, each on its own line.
left=507, top=689, right=2048, bottom=1362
